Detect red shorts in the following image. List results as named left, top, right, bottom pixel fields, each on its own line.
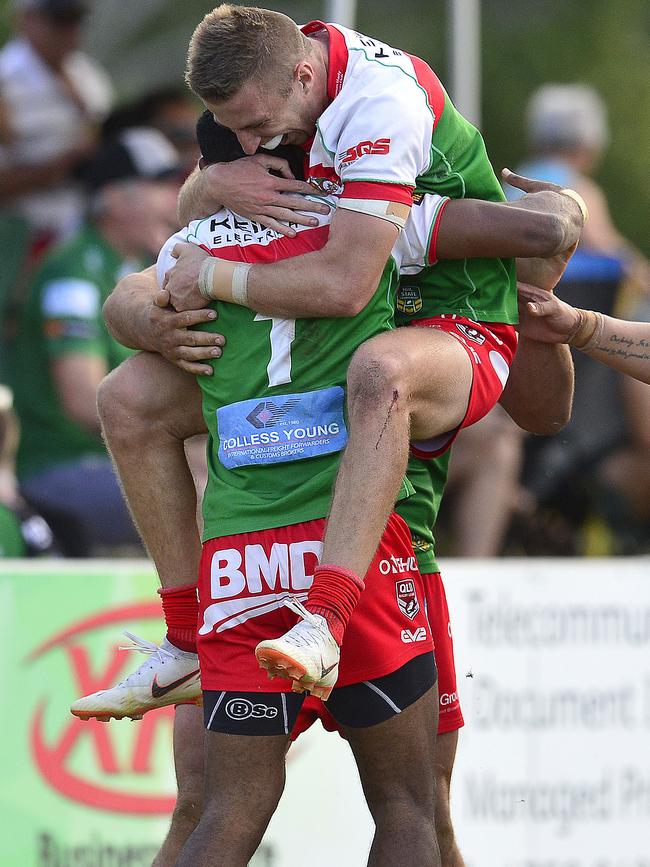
left=409, top=315, right=518, bottom=459
left=197, top=513, right=434, bottom=692
left=292, top=571, right=463, bottom=739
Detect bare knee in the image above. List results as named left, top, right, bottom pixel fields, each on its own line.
left=97, top=353, right=203, bottom=443
left=170, top=791, right=203, bottom=836
left=347, top=344, right=410, bottom=412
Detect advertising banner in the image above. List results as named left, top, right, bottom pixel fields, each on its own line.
left=2, top=558, right=650, bottom=866
left=444, top=557, right=650, bottom=867
left=0, top=561, right=175, bottom=866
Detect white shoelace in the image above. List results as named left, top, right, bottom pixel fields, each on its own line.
left=282, top=597, right=323, bottom=628
left=115, top=631, right=177, bottom=686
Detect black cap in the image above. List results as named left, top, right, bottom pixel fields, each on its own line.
left=17, top=0, right=88, bottom=22
left=84, top=127, right=182, bottom=193
left=196, top=110, right=305, bottom=181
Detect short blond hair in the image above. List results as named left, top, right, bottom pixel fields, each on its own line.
left=186, top=5, right=307, bottom=103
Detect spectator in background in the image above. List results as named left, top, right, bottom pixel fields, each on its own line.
left=0, top=384, right=59, bottom=556
left=7, top=127, right=182, bottom=556
left=0, top=0, right=113, bottom=252
left=505, top=84, right=650, bottom=554
left=515, top=84, right=649, bottom=286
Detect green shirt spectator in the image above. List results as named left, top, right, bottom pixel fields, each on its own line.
left=7, top=126, right=182, bottom=555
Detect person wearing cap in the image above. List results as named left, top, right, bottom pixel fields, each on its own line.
left=0, top=0, right=113, bottom=250
left=7, top=127, right=181, bottom=556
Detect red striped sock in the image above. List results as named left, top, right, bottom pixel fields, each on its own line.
left=158, top=583, right=199, bottom=653
left=305, top=564, right=365, bottom=645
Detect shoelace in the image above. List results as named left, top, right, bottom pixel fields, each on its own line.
left=116, top=631, right=176, bottom=684
left=282, top=596, right=323, bottom=628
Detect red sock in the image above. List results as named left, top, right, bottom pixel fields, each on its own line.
left=158, top=583, right=199, bottom=653
left=305, top=564, right=365, bottom=645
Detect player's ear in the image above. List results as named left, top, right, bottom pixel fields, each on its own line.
left=295, top=60, right=315, bottom=93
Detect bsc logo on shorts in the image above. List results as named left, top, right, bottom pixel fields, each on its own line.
left=396, top=579, right=420, bottom=621
left=225, top=699, right=279, bottom=721
left=396, top=286, right=422, bottom=315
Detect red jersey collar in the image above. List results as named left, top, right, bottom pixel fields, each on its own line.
left=301, top=20, right=349, bottom=101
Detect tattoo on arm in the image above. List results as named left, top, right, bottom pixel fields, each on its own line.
left=593, top=333, right=650, bottom=363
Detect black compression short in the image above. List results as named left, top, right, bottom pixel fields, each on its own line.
left=203, top=650, right=437, bottom=736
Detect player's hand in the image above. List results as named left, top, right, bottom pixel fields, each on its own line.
left=163, top=243, right=211, bottom=312
left=517, top=283, right=580, bottom=344
left=501, top=168, right=565, bottom=196
left=146, top=288, right=225, bottom=375
left=203, top=155, right=329, bottom=237
left=516, top=241, right=578, bottom=294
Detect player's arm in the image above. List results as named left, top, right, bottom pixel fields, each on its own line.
left=40, top=274, right=109, bottom=435
left=103, top=266, right=225, bottom=377
left=519, top=283, right=650, bottom=385
left=177, top=155, right=328, bottom=236
left=165, top=204, right=404, bottom=318
left=435, top=182, right=585, bottom=260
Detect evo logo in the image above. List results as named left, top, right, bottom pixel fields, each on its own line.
left=401, top=627, right=427, bottom=643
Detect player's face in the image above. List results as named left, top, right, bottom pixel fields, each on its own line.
left=207, top=69, right=318, bottom=155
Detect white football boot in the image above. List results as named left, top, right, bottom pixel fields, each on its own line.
left=70, top=632, right=201, bottom=722
left=255, top=598, right=340, bottom=700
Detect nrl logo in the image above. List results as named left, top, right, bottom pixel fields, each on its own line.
left=396, top=579, right=420, bottom=621
left=397, top=286, right=422, bottom=316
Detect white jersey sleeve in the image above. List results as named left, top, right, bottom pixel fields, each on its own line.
left=156, top=227, right=191, bottom=289
left=308, top=24, right=439, bottom=206
left=394, top=193, right=450, bottom=273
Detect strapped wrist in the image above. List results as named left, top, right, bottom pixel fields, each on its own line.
left=197, top=258, right=251, bottom=306
left=568, top=308, right=604, bottom=350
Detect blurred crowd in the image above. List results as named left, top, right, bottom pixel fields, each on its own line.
left=0, top=0, right=649, bottom=559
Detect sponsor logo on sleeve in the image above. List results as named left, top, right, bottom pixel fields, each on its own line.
left=339, top=138, right=391, bottom=165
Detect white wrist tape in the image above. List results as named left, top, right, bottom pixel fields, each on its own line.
left=560, top=188, right=589, bottom=224
left=231, top=263, right=252, bottom=306
left=198, top=258, right=217, bottom=301
left=197, top=257, right=251, bottom=306
left=337, top=198, right=410, bottom=230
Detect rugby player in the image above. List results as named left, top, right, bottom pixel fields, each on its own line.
left=129, top=131, right=449, bottom=867
left=162, top=6, right=586, bottom=691
left=72, top=115, right=579, bottom=866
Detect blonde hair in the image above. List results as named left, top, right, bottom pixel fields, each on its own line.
left=186, top=5, right=306, bottom=103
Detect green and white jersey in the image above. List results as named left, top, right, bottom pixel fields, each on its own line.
left=157, top=200, right=401, bottom=541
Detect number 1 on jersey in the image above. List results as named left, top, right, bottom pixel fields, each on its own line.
left=254, top=314, right=296, bottom=387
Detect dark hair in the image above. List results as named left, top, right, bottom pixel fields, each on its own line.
left=195, top=110, right=305, bottom=181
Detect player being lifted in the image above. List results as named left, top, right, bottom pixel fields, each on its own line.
left=161, top=6, right=587, bottom=693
